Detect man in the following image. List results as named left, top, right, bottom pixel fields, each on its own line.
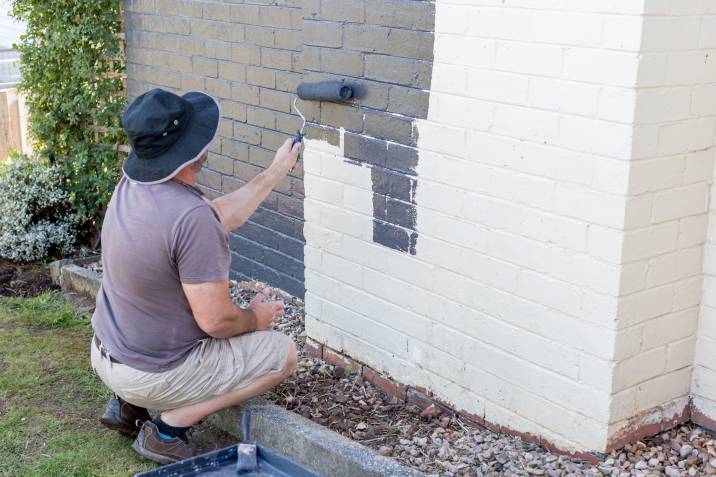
left=90, top=88, right=300, bottom=464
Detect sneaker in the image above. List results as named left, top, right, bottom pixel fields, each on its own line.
left=100, top=396, right=151, bottom=437
left=131, top=420, right=199, bottom=464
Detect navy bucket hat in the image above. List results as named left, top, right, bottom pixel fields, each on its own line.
left=122, top=88, right=220, bottom=184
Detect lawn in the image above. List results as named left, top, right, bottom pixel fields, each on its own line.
left=0, top=292, right=156, bottom=477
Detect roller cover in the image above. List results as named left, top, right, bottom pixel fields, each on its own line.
left=297, top=81, right=353, bottom=101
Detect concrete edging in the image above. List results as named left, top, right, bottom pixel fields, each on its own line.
left=49, top=258, right=423, bottom=477
left=210, top=399, right=424, bottom=477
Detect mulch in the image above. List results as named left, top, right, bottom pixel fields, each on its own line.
left=0, top=259, right=56, bottom=297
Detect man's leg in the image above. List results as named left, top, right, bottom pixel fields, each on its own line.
left=162, top=341, right=297, bottom=427
left=132, top=341, right=297, bottom=464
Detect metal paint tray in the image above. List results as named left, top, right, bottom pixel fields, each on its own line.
left=134, top=442, right=322, bottom=477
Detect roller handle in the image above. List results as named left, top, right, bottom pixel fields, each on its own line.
left=291, top=130, right=303, bottom=172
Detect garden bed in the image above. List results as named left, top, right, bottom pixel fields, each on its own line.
left=63, top=259, right=716, bottom=477
left=0, top=259, right=56, bottom=297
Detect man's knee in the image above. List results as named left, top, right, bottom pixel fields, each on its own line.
left=281, top=341, right=298, bottom=378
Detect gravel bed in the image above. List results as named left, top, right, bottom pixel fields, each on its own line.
left=79, top=262, right=716, bottom=477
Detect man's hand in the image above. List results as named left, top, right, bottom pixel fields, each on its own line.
left=249, top=288, right=285, bottom=331
left=268, top=138, right=301, bottom=177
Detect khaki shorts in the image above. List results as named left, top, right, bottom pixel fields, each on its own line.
left=90, top=331, right=292, bottom=410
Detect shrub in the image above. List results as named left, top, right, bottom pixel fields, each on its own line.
left=0, top=155, right=79, bottom=262
left=11, top=0, right=126, bottom=241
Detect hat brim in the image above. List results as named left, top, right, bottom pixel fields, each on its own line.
left=122, top=91, right=220, bottom=184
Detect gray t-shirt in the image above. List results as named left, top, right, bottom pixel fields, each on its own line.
left=92, top=175, right=230, bottom=372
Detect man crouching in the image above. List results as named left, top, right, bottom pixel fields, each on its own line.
left=90, top=88, right=299, bottom=464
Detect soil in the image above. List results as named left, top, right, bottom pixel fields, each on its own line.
left=0, top=259, right=56, bottom=297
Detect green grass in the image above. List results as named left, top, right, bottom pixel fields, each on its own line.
left=0, top=291, right=156, bottom=477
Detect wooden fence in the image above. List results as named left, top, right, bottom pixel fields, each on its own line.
left=0, top=87, right=29, bottom=160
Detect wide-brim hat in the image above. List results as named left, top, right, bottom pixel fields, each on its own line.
left=122, top=88, right=220, bottom=184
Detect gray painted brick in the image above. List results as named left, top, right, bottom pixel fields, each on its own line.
left=278, top=194, right=304, bottom=219
left=320, top=0, right=364, bottom=23
left=363, top=110, right=415, bottom=146
left=303, top=20, right=343, bottom=48
left=365, top=54, right=432, bottom=89
left=320, top=49, right=364, bottom=77
left=371, top=167, right=415, bottom=202
left=304, top=124, right=340, bottom=147
left=234, top=223, right=279, bottom=250
left=344, top=133, right=387, bottom=167
left=387, top=86, right=429, bottom=118
left=193, top=57, right=218, bottom=78
left=373, top=220, right=417, bottom=255
left=365, top=0, right=435, bottom=31
left=247, top=66, right=276, bottom=88
left=321, top=103, right=363, bottom=132
left=291, top=177, right=305, bottom=198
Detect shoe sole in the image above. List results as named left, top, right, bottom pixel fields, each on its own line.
left=100, top=417, right=140, bottom=438
left=131, top=439, right=178, bottom=465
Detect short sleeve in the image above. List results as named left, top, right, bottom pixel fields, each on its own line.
left=173, top=205, right=230, bottom=284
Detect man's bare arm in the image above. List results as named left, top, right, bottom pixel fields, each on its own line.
left=183, top=281, right=284, bottom=339
left=212, top=138, right=300, bottom=232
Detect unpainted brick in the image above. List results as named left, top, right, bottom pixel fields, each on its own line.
left=218, top=62, right=246, bottom=82
left=303, top=0, right=320, bottom=20
left=221, top=138, right=249, bottom=161
left=291, top=177, right=305, bottom=198
left=232, top=44, right=261, bottom=65
left=205, top=40, right=235, bottom=61
left=234, top=123, right=262, bottom=145
left=180, top=73, right=205, bottom=91
left=155, top=0, right=203, bottom=18
left=261, top=48, right=294, bottom=70
left=278, top=194, right=305, bottom=219
left=298, top=46, right=321, bottom=72
left=223, top=176, right=246, bottom=194
left=249, top=145, right=275, bottom=168
left=260, top=88, right=292, bottom=113
left=125, top=0, right=155, bottom=14
left=203, top=2, right=231, bottom=21
left=303, top=20, right=343, bottom=48
left=231, top=4, right=261, bottom=24
left=247, top=106, right=277, bottom=129
left=158, top=34, right=205, bottom=56
left=206, top=78, right=232, bottom=99
left=275, top=71, right=302, bottom=93
left=207, top=153, right=234, bottom=175
left=274, top=29, right=302, bottom=51
left=221, top=100, right=248, bottom=122
left=245, top=25, right=276, bottom=48
left=231, top=83, right=261, bottom=105
left=247, top=66, right=277, bottom=88
left=262, top=129, right=292, bottom=150
left=276, top=112, right=303, bottom=135
left=259, top=6, right=296, bottom=29
left=166, top=54, right=192, bottom=73
left=191, top=19, right=241, bottom=41
left=234, top=161, right=264, bottom=181
left=304, top=124, right=340, bottom=147
left=197, top=168, right=222, bottom=190
left=192, top=57, right=218, bottom=78
left=344, top=24, right=433, bottom=61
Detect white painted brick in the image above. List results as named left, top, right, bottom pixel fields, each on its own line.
left=634, top=87, right=693, bottom=124
left=527, top=77, right=599, bottom=117
left=622, top=221, right=679, bottom=262
left=694, top=335, right=716, bottom=371
left=304, top=173, right=343, bottom=204
left=646, top=246, right=704, bottom=287
left=693, top=367, right=716, bottom=401
left=652, top=183, right=710, bottom=223
left=468, top=7, right=533, bottom=41
left=563, top=48, right=639, bottom=87
left=699, top=15, right=716, bottom=48
left=634, top=370, right=691, bottom=413
left=620, top=261, right=648, bottom=295
left=468, top=69, right=529, bottom=105
left=520, top=210, right=588, bottom=252
left=429, top=94, right=494, bottom=130
left=416, top=120, right=466, bottom=158
left=617, top=284, right=675, bottom=328
left=531, top=11, right=603, bottom=47
left=553, top=183, right=626, bottom=228
left=657, top=118, right=716, bottom=156
left=430, top=63, right=468, bottom=95
left=679, top=214, right=709, bottom=247
left=495, top=41, right=563, bottom=77
left=517, top=269, right=583, bottom=317
left=491, top=104, right=560, bottom=143
left=666, top=337, right=697, bottom=372
left=588, top=225, right=624, bottom=264
left=558, top=115, right=634, bottom=159
left=342, top=184, right=373, bottom=215
left=665, top=51, right=716, bottom=86
left=434, top=34, right=495, bottom=67
left=628, top=156, right=685, bottom=194
left=641, top=16, right=701, bottom=52
left=624, top=194, right=654, bottom=230
left=591, top=158, right=630, bottom=195
left=602, top=15, right=644, bottom=51
left=673, top=276, right=703, bottom=310
left=598, top=87, right=637, bottom=122
left=613, top=346, right=667, bottom=391
left=642, top=308, right=700, bottom=349
left=692, top=84, right=716, bottom=116
left=684, top=149, right=715, bottom=184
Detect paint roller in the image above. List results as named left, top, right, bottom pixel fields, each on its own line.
left=291, top=81, right=355, bottom=146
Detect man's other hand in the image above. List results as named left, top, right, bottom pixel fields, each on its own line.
left=249, top=287, right=285, bottom=331
left=268, top=138, right=301, bottom=177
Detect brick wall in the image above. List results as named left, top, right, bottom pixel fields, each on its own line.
left=304, top=0, right=716, bottom=453
left=609, top=3, right=716, bottom=445
left=124, top=0, right=306, bottom=297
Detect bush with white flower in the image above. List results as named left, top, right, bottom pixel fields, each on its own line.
left=0, top=155, right=79, bottom=262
